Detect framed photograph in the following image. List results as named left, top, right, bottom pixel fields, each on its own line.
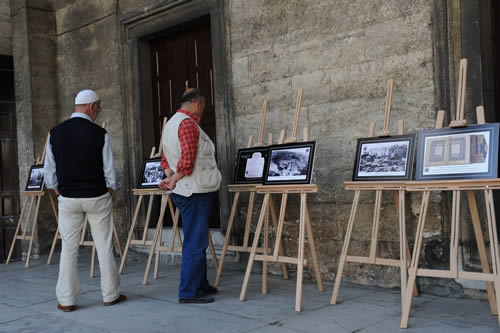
left=25, top=165, right=44, bottom=191
left=416, top=123, right=499, bottom=180
left=263, top=141, right=316, bottom=185
left=138, top=158, right=165, bottom=188
left=352, top=134, right=416, bottom=181
left=234, top=146, right=270, bottom=184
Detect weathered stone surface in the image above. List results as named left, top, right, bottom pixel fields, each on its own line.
left=227, top=0, right=444, bottom=289
left=55, top=10, right=127, bottom=239
left=0, top=0, right=11, bottom=55
left=55, top=0, right=116, bottom=35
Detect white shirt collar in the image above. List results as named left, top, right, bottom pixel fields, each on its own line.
left=70, top=112, right=94, bottom=122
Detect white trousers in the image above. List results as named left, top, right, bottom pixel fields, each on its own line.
left=56, top=192, right=120, bottom=306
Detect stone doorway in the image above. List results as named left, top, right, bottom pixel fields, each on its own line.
left=147, top=17, right=220, bottom=229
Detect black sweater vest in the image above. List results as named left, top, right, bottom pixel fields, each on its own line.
left=50, top=117, right=108, bottom=198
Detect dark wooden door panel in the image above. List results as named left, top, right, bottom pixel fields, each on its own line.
left=149, top=19, right=220, bottom=228
left=0, top=55, right=19, bottom=262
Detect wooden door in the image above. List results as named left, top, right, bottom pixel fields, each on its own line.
left=150, top=19, right=220, bottom=228
left=0, top=55, right=21, bottom=262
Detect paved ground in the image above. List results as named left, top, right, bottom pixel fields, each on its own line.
left=1, top=253, right=499, bottom=333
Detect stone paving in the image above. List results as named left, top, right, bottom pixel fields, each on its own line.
left=0, top=253, right=499, bottom=332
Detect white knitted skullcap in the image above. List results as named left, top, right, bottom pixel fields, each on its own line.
left=75, top=90, right=100, bottom=105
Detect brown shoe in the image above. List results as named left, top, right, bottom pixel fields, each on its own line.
left=103, top=294, right=127, bottom=306
left=57, top=304, right=76, bottom=312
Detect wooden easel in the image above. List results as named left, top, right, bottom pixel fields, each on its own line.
left=400, top=59, right=500, bottom=328
left=330, top=80, right=418, bottom=309
left=46, top=123, right=123, bottom=278
left=215, top=100, right=289, bottom=287
left=6, top=135, right=59, bottom=268
left=239, top=89, right=324, bottom=312
left=119, top=117, right=172, bottom=275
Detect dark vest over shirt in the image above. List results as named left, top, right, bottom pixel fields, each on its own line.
left=50, top=117, right=107, bottom=198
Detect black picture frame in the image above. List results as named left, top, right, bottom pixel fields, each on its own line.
left=263, top=141, right=316, bottom=185
left=234, top=146, right=270, bottom=184
left=415, top=123, right=499, bottom=181
left=352, top=134, right=416, bottom=181
left=138, top=158, right=165, bottom=188
left=25, top=165, right=44, bottom=191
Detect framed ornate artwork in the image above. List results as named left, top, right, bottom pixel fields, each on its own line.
left=416, top=123, right=499, bottom=180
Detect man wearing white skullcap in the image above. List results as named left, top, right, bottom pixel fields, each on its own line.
left=44, top=89, right=126, bottom=312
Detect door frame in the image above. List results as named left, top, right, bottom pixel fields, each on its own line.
left=118, top=0, right=234, bottom=228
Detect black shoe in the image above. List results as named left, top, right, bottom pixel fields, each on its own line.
left=179, top=295, right=215, bottom=304
left=205, top=285, right=218, bottom=295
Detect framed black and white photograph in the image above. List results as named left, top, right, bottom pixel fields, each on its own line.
left=138, top=158, right=165, bottom=188
left=25, top=165, right=44, bottom=191
left=352, top=134, right=416, bottom=181
left=416, top=123, right=499, bottom=180
left=234, top=146, right=270, bottom=184
left=263, top=141, right=315, bottom=185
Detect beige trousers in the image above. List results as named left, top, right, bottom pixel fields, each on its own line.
left=56, top=192, right=120, bottom=306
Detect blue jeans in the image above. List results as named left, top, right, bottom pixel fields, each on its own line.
left=171, top=192, right=214, bottom=299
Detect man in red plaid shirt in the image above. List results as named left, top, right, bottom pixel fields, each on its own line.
left=159, top=88, right=221, bottom=304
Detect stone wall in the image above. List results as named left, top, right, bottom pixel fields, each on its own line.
left=226, top=0, right=446, bottom=288
left=0, top=0, right=11, bottom=55
left=54, top=0, right=128, bottom=240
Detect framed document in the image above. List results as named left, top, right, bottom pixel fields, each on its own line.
left=25, top=165, right=44, bottom=191
left=264, top=141, right=316, bottom=185
left=234, top=147, right=270, bottom=184
left=416, top=123, right=499, bottom=180
left=138, top=158, right=165, bottom=188
left=352, top=134, right=416, bottom=181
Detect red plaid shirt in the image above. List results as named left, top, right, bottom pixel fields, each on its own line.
left=161, top=109, right=200, bottom=176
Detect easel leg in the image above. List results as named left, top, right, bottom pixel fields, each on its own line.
left=331, top=190, right=361, bottom=304
left=47, top=192, right=59, bottom=265
left=401, top=191, right=430, bottom=329
left=208, top=232, right=219, bottom=272
left=369, top=190, right=383, bottom=263
left=90, top=245, right=96, bottom=278
left=467, top=190, right=497, bottom=314
left=450, top=191, right=460, bottom=276
left=6, top=197, right=28, bottom=264
left=398, top=189, right=407, bottom=309
left=295, top=193, right=307, bottom=312
left=305, top=203, right=324, bottom=292
left=262, top=203, right=269, bottom=295
left=21, top=197, right=35, bottom=242
left=243, top=192, right=256, bottom=250
left=153, top=225, right=163, bottom=280
left=143, top=195, right=167, bottom=285
left=393, top=190, right=418, bottom=298
left=240, top=194, right=269, bottom=301
left=26, top=195, right=42, bottom=268
left=215, top=192, right=240, bottom=287
left=484, top=190, right=500, bottom=326
left=269, top=194, right=289, bottom=280
left=112, top=222, right=123, bottom=258
left=141, top=195, right=155, bottom=242
left=119, top=195, right=144, bottom=274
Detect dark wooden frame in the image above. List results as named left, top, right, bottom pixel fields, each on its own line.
left=138, top=158, right=164, bottom=189
left=24, top=165, right=44, bottom=191
left=263, top=141, right=316, bottom=185
left=234, top=146, right=270, bottom=185
left=352, top=134, right=416, bottom=181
